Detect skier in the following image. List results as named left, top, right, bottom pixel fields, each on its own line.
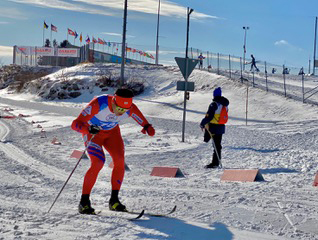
left=249, top=54, right=259, bottom=72
left=71, top=88, right=155, bottom=214
left=200, top=87, right=229, bottom=168
left=198, top=53, right=205, bottom=69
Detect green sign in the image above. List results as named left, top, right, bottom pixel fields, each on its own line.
left=177, top=81, right=195, bottom=91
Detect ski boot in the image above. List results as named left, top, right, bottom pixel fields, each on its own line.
left=109, top=199, right=127, bottom=212
left=78, top=200, right=96, bottom=215
left=205, top=163, right=219, bottom=169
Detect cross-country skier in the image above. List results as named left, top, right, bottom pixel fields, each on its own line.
left=249, top=54, right=259, bottom=72
left=71, top=88, right=155, bottom=214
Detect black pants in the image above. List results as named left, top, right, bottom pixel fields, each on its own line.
left=211, top=134, right=222, bottom=166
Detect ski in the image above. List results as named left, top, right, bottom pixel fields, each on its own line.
left=145, top=205, right=177, bottom=217
left=91, top=205, right=176, bottom=220
left=130, top=205, right=177, bottom=218
left=94, top=209, right=145, bottom=221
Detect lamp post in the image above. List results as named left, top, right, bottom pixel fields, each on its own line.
left=313, top=17, right=317, bottom=75
left=120, top=0, right=128, bottom=86
left=181, top=7, right=194, bottom=142
left=186, top=8, right=193, bottom=59
left=242, top=26, right=249, bottom=71
left=155, top=0, right=161, bottom=65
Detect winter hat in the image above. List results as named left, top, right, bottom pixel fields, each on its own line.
left=213, top=87, right=222, bottom=97
left=114, top=88, right=134, bottom=108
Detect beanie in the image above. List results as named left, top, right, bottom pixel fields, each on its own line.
left=114, top=88, right=134, bottom=108
left=213, top=87, right=222, bottom=97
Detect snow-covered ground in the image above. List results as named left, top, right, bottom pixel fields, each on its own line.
left=0, top=64, right=317, bottom=240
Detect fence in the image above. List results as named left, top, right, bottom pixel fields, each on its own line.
left=188, top=48, right=318, bottom=105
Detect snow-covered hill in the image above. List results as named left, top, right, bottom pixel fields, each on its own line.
left=0, top=63, right=317, bottom=240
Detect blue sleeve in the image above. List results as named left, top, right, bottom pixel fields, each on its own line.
left=200, top=102, right=217, bottom=127
left=97, top=96, right=109, bottom=111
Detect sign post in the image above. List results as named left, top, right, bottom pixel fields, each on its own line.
left=175, top=57, right=198, bottom=142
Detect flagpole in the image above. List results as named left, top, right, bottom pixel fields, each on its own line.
left=43, top=22, right=45, bottom=46
left=50, top=29, right=52, bottom=46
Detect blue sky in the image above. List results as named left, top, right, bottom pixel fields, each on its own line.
left=0, top=0, right=317, bottom=70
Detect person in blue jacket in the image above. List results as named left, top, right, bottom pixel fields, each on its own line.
left=200, top=87, right=229, bottom=168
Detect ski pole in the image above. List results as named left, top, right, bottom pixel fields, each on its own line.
left=48, top=134, right=96, bottom=213
left=205, top=126, right=222, bottom=168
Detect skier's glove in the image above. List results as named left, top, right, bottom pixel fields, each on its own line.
left=88, top=125, right=100, bottom=135
left=141, top=124, right=155, bottom=136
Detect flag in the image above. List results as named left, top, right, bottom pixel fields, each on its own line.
left=75, top=31, right=78, bottom=39
left=98, top=38, right=104, bottom=44
left=51, top=24, right=57, bottom=32
left=92, top=37, right=97, bottom=43
left=85, top=35, right=90, bottom=43
left=80, top=33, right=82, bottom=43
left=68, top=28, right=76, bottom=36
left=44, top=21, right=48, bottom=29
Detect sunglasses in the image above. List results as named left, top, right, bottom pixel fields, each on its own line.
left=115, top=105, right=129, bottom=113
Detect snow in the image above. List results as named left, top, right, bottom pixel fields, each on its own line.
left=0, top=63, right=317, bottom=240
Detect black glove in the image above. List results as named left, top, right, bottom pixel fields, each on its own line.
left=88, top=125, right=100, bottom=135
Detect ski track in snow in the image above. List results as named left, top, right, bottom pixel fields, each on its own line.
left=0, top=64, right=317, bottom=240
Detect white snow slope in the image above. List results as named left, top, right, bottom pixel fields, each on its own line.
left=0, top=63, right=317, bottom=240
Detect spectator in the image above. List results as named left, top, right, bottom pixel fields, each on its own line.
left=198, top=53, right=205, bottom=69
left=200, top=87, right=229, bottom=168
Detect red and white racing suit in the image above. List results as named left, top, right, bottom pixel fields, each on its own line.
left=71, top=95, right=150, bottom=195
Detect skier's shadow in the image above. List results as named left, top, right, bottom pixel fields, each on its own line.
left=135, top=216, right=233, bottom=240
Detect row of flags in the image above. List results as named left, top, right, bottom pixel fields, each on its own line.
left=43, top=21, right=154, bottom=59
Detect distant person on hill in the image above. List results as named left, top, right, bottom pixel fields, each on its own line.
left=200, top=87, right=229, bottom=168
left=71, top=88, right=155, bottom=214
left=249, top=54, right=259, bottom=72
left=272, top=68, right=276, bottom=74
left=283, top=67, right=290, bottom=74
left=198, top=53, right=205, bottom=69
left=298, top=67, right=305, bottom=75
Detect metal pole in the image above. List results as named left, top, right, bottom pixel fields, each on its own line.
left=243, top=26, right=249, bottom=71
left=229, top=55, right=231, bottom=79
left=207, top=51, right=210, bottom=67
left=120, top=0, right=128, bottom=86
left=240, top=57, right=243, bottom=82
left=13, top=46, right=16, bottom=64
left=313, top=17, right=317, bottom=75
left=217, top=53, right=220, bottom=75
left=48, top=135, right=96, bottom=213
left=252, top=71, right=255, bottom=87
left=205, top=127, right=222, bottom=168
left=155, top=0, right=161, bottom=65
left=302, top=70, right=305, bottom=103
left=283, top=64, right=287, bottom=97
left=265, top=61, right=268, bottom=91
left=182, top=7, right=193, bottom=142
left=246, top=85, right=248, bottom=126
